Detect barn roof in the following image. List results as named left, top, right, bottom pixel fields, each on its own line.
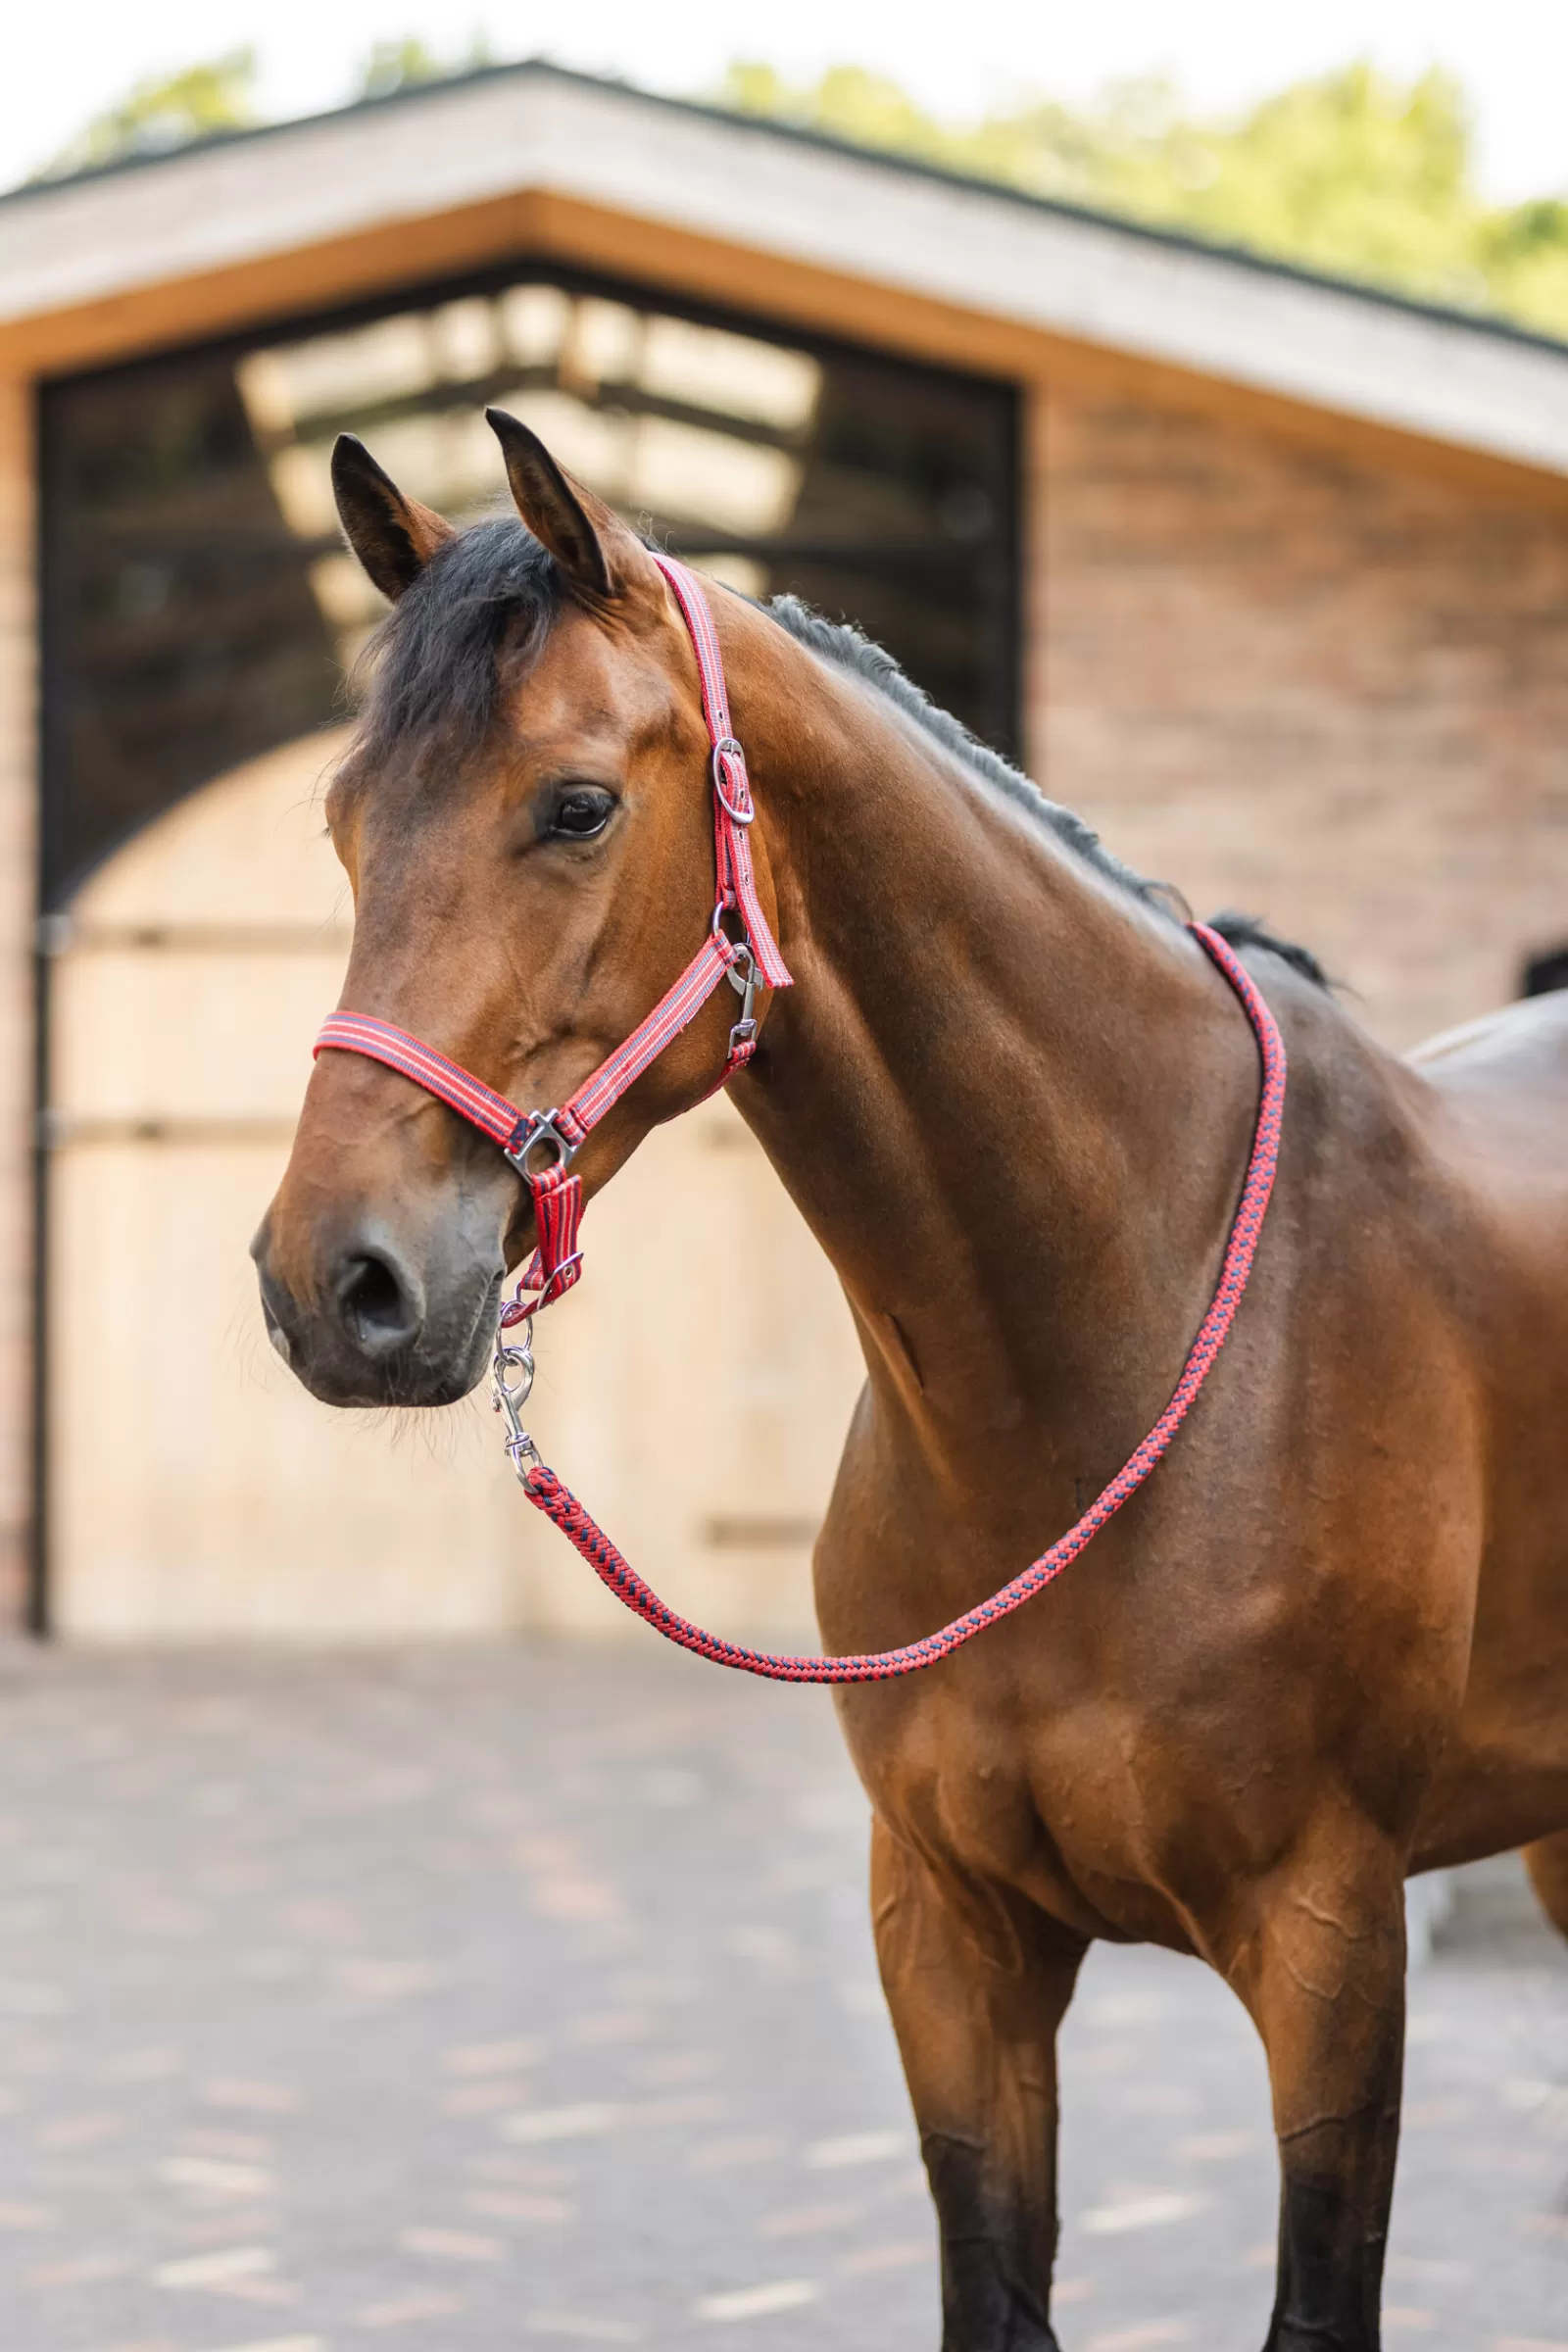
left=5, top=58, right=1568, bottom=481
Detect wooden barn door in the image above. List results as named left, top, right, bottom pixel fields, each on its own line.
left=44, top=729, right=526, bottom=1636
left=43, top=728, right=862, bottom=1639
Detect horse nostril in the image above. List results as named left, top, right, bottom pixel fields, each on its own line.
left=336, top=1249, right=421, bottom=1356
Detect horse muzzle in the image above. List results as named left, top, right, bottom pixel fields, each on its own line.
left=251, top=1203, right=503, bottom=1408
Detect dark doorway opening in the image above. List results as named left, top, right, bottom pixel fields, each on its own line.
left=1521, top=943, right=1568, bottom=998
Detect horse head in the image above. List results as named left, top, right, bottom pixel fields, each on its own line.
left=252, top=415, right=780, bottom=1407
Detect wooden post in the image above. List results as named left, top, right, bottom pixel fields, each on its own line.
left=0, top=376, right=35, bottom=1631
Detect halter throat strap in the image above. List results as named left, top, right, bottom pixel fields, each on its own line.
left=314, top=554, right=791, bottom=1319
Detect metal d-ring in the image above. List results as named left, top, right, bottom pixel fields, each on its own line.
left=710, top=737, right=755, bottom=825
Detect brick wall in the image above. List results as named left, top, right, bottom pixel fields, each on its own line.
left=1034, top=388, right=1568, bottom=1049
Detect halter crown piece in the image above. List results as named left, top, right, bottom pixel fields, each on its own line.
left=315, top=555, right=1288, bottom=1683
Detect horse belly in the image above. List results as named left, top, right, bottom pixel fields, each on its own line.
left=1418, top=1543, right=1568, bottom=1866
left=1413, top=1243, right=1568, bottom=1867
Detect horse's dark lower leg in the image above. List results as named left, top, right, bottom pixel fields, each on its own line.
left=869, top=1818, right=1086, bottom=2351
left=1219, top=1827, right=1407, bottom=2352
left=1523, top=1829, right=1568, bottom=1940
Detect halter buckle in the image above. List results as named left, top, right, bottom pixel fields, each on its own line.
left=711, top=737, right=755, bottom=825
left=505, top=1109, right=578, bottom=1179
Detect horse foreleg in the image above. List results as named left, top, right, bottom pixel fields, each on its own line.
left=870, top=1815, right=1086, bottom=2352
left=1216, top=1826, right=1407, bottom=2352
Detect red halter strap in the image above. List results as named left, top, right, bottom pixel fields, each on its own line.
left=314, top=555, right=791, bottom=1320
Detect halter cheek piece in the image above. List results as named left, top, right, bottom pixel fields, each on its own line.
left=314, top=557, right=1288, bottom=1683
left=316, top=555, right=790, bottom=1328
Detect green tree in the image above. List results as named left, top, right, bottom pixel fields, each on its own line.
left=356, top=33, right=492, bottom=103
left=33, top=30, right=496, bottom=185
left=38, top=50, right=259, bottom=178
left=720, top=59, right=1568, bottom=342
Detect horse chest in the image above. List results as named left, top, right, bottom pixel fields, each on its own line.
left=839, top=1680, right=1189, bottom=1945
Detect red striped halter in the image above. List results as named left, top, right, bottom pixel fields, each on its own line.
left=317, top=555, right=791, bottom=1326
left=315, top=555, right=1287, bottom=1682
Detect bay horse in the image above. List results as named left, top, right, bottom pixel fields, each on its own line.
left=253, top=414, right=1568, bottom=2351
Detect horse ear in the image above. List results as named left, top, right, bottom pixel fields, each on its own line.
left=330, top=434, right=457, bottom=603
left=485, top=408, right=617, bottom=601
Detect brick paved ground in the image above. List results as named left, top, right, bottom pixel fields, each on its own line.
left=0, top=1644, right=1562, bottom=2352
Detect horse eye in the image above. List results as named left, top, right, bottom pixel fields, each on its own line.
left=547, top=789, right=614, bottom=841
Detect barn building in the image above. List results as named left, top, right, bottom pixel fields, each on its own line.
left=0, top=62, right=1564, bottom=1639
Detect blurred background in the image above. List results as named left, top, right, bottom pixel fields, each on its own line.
left=0, top=9, right=1563, bottom=2348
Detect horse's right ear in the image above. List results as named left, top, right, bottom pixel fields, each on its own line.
left=330, top=434, right=457, bottom=603
left=485, top=409, right=618, bottom=603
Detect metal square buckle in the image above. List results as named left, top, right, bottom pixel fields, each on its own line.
left=504, top=1110, right=578, bottom=1178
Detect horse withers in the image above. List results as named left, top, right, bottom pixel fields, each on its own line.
left=252, top=415, right=1568, bottom=2351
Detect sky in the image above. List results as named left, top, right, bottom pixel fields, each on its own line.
left=5, top=0, right=1568, bottom=202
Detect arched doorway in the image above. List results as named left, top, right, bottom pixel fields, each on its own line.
left=39, top=266, right=1018, bottom=1636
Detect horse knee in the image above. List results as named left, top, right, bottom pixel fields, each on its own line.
left=1210, top=1835, right=1406, bottom=2351
left=868, top=1822, right=1083, bottom=2351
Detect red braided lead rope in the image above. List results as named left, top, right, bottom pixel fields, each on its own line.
left=516, top=922, right=1285, bottom=1682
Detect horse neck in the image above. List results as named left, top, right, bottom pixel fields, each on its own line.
left=727, top=617, right=1262, bottom=1476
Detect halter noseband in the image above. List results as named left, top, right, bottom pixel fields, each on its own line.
left=314, top=555, right=792, bottom=1324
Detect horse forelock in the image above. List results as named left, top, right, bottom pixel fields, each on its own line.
left=348, top=514, right=562, bottom=771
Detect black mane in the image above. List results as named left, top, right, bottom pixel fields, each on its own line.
left=763, top=594, right=1170, bottom=915
left=1203, top=911, right=1333, bottom=989
left=350, top=514, right=1328, bottom=990
left=351, top=515, right=561, bottom=765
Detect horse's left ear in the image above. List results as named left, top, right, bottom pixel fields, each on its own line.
left=330, top=434, right=457, bottom=602
left=486, top=408, right=619, bottom=602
